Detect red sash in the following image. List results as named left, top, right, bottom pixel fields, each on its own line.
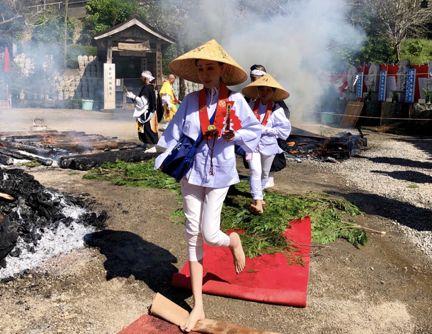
left=253, top=100, right=273, bottom=126
left=198, top=85, right=241, bottom=138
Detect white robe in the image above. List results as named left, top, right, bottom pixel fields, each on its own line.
left=250, top=102, right=292, bottom=156
left=155, top=88, right=261, bottom=188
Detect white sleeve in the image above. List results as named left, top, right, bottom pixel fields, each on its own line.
left=232, top=94, right=262, bottom=153
left=132, top=96, right=149, bottom=118
left=262, top=107, right=291, bottom=139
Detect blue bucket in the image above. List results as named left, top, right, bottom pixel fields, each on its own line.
left=82, top=99, right=94, bottom=111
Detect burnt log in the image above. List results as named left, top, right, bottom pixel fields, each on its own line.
left=0, top=215, right=18, bottom=264
left=0, top=147, right=30, bottom=160
left=13, top=150, right=53, bottom=166
left=0, top=148, right=53, bottom=166
left=0, top=153, right=13, bottom=165
left=59, top=148, right=158, bottom=170
left=281, top=132, right=367, bottom=160
left=1, top=141, right=55, bottom=157
left=323, top=134, right=367, bottom=159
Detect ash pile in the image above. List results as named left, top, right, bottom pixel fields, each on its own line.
left=0, top=168, right=107, bottom=280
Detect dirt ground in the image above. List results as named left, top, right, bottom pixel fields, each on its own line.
left=0, top=110, right=431, bottom=334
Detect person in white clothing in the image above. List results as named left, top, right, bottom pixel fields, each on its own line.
left=242, top=74, right=291, bottom=214
left=155, top=39, right=261, bottom=332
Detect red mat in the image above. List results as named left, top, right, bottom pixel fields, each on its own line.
left=118, top=314, right=199, bottom=334
left=172, top=217, right=311, bottom=307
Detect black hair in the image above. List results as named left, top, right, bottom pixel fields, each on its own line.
left=250, top=64, right=267, bottom=72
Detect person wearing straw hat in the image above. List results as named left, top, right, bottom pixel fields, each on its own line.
left=242, top=74, right=291, bottom=214
left=155, top=39, right=261, bottom=332
left=248, top=64, right=291, bottom=119
left=126, top=70, right=159, bottom=151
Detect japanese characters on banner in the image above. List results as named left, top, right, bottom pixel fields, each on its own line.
left=405, top=68, right=416, bottom=104
left=355, top=72, right=364, bottom=99
left=344, top=63, right=430, bottom=103
left=378, top=70, right=387, bottom=102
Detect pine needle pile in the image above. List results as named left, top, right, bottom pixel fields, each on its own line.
left=83, top=159, right=179, bottom=191
left=222, top=182, right=367, bottom=258
left=84, top=161, right=367, bottom=258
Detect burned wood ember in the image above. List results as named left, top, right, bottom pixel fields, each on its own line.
left=283, top=132, right=367, bottom=160
left=0, top=168, right=107, bottom=278
left=0, top=130, right=142, bottom=169
left=59, top=148, right=158, bottom=171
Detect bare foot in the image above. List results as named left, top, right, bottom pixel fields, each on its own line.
left=180, top=305, right=205, bottom=332
left=249, top=200, right=264, bottom=214
left=229, top=232, right=246, bottom=274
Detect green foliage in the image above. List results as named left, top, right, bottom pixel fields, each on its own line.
left=400, top=39, right=432, bottom=64
left=358, top=36, right=397, bottom=64
left=84, top=161, right=367, bottom=258
left=222, top=183, right=367, bottom=258
left=32, top=12, right=75, bottom=46
left=0, top=1, right=26, bottom=43
left=83, top=159, right=179, bottom=191
left=84, top=0, right=144, bottom=36
left=341, top=36, right=432, bottom=65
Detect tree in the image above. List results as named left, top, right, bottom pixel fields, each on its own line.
left=351, top=0, right=432, bottom=61
left=84, top=0, right=144, bottom=37
left=0, top=0, right=26, bottom=42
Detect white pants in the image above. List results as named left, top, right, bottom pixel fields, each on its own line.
left=181, top=179, right=231, bottom=262
left=249, top=152, right=275, bottom=200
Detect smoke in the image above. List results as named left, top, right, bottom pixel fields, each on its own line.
left=164, top=0, right=364, bottom=122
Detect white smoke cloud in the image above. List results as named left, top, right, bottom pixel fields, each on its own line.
left=165, top=0, right=364, bottom=122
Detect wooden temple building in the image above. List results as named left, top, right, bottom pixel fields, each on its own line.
left=94, top=18, right=175, bottom=109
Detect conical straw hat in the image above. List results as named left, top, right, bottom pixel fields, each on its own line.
left=169, top=39, right=247, bottom=86
left=242, top=74, right=290, bottom=101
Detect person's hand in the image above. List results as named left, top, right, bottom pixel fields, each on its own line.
left=126, top=91, right=136, bottom=100
left=222, top=130, right=235, bottom=142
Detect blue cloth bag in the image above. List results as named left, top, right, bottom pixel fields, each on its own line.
left=160, top=112, right=216, bottom=182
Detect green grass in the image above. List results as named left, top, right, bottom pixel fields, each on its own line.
left=17, top=160, right=42, bottom=168
left=84, top=160, right=367, bottom=258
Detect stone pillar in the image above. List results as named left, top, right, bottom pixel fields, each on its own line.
left=155, top=42, right=163, bottom=86
left=103, top=63, right=116, bottom=110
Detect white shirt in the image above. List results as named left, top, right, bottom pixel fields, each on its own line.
left=155, top=88, right=262, bottom=188
left=250, top=101, right=292, bottom=156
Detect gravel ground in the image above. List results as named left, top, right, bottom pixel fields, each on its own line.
left=309, top=131, right=432, bottom=260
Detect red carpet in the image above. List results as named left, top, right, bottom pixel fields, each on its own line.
left=172, top=217, right=311, bottom=307
left=118, top=314, right=199, bottom=334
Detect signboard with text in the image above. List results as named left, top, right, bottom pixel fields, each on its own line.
left=378, top=70, right=387, bottom=102
left=104, top=63, right=116, bottom=110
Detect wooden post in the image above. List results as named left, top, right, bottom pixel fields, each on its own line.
left=107, top=39, right=113, bottom=64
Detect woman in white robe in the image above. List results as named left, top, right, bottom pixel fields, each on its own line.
left=155, top=39, right=261, bottom=332
left=242, top=74, right=291, bottom=214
